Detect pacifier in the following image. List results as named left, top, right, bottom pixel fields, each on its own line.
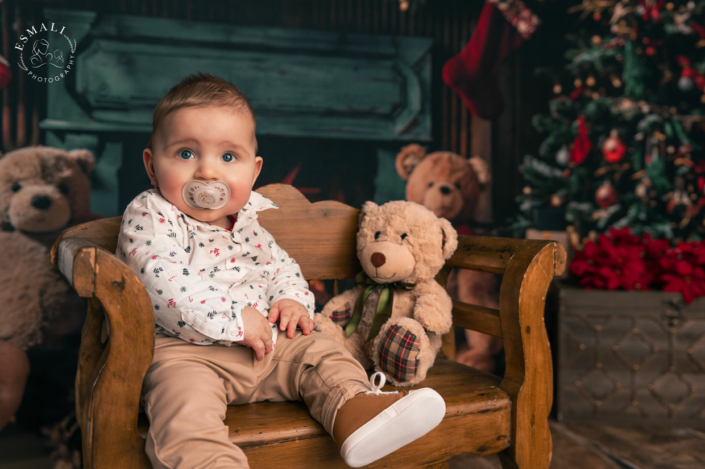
left=182, top=180, right=231, bottom=210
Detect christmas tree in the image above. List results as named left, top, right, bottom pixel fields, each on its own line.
left=514, top=0, right=705, bottom=244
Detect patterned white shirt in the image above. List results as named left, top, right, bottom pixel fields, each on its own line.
left=115, top=188, right=315, bottom=346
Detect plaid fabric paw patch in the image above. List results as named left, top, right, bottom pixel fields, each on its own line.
left=330, top=304, right=352, bottom=325
left=378, top=324, right=420, bottom=383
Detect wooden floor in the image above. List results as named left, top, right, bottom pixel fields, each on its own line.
left=2, top=419, right=704, bottom=468
left=450, top=419, right=705, bottom=469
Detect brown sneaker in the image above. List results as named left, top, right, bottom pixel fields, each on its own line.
left=332, top=372, right=445, bottom=467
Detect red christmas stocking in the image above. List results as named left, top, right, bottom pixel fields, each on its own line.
left=0, top=55, right=11, bottom=90
left=442, top=0, right=539, bottom=119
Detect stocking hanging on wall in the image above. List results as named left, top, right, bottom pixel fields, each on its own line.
left=442, top=0, right=539, bottom=119
left=0, top=55, right=11, bottom=90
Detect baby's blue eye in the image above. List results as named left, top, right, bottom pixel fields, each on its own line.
left=222, top=153, right=236, bottom=163
left=179, top=150, right=193, bottom=159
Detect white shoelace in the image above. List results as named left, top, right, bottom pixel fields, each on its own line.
left=364, top=371, right=399, bottom=395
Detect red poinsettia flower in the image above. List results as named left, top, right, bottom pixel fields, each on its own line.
left=570, top=230, right=648, bottom=290
left=660, top=261, right=705, bottom=304
left=608, top=227, right=643, bottom=247
left=679, top=240, right=705, bottom=266
left=597, top=235, right=648, bottom=290
left=569, top=228, right=705, bottom=303
left=569, top=240, right=600, bottom=277
left=644, top=232, right=670, bottom=258
left=696, top=241, right=705, bottom=266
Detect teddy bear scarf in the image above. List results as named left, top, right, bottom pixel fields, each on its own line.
left=345, top=271, right=416, bottom=342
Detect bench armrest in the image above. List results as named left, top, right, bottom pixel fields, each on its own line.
left=51, top=222, right=155, bottom=468
left=445, top=235, right=566, bottom=468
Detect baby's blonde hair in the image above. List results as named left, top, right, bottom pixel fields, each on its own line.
left=146, top=72, right=257, bottom=152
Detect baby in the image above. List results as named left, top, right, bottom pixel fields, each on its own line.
left=116, top=72, right=445, bottom=468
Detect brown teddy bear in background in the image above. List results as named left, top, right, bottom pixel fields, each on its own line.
left=0, top=145, right=98, bottom=435
left=395, top=143, right=503, bottom=373
left=316, top=200, right=458, bottom=386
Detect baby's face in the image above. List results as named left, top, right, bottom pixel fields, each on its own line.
left=143, top=105, right=262, bottom=228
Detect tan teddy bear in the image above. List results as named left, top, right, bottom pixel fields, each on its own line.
left=0, top=145, right=98, bottom=431
left=316, top=200, right=458, bottom=386
left=395, top=144, right=503, bottom=373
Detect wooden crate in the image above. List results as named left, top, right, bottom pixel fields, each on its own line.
left=555, top=283, right=705, bottom=427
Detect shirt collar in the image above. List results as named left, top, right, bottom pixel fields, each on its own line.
left=155, top=188, right=279, bottom=233
left=231, top=190, right=279, bottom=232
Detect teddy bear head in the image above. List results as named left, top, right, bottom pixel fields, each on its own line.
left=356, top=200, right=458, bottom=285
left=0, top=145, right=96, bottom=233
left=396, top=143, right=490, bottom=223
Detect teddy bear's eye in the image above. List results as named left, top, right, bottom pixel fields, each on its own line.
left=375, top=231, right=381, bottom=240
left=401, top=233, right=408, bottom=240
left=11, top=182, right=21, bottom=193
left=58, top=183, right=69, bottom=195
left=454, top=182, right=461, bottom=190
left=428, top=182, right=434, bottom=188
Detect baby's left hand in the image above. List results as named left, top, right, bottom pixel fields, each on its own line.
left=268, top=299, right=314, bottom=339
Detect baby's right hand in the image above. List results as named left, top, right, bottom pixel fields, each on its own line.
left=240, top=306, right=273, bottom=361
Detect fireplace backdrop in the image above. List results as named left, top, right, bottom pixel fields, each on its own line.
left=1, top=0, right=560, bottom=226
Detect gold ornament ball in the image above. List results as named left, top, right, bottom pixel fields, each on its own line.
left=399, top=0, right=409, bottom=11
left=574, top=78, right=583, bottom=88
left=592, top=35, right=602, bottom=45
left=550, top=194, right=564, bottom=207
left=523, top=186, right=532, bottom=195
left=553, top=84, right=562, bottom=94
left=586, top=76, right=596, bottom=87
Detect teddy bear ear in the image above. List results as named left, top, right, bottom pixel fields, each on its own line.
left=358, top=201, right=379, bottom=229
left=438, top=218, right=459, bottom=260
left=395, top=144, right=427, bottom=181
left=468, top=156, right=491, bottom=188
left=66, top=149, right=96, bottom=175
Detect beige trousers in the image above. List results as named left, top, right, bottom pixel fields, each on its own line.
left=140, top=330, right=371, bottom=469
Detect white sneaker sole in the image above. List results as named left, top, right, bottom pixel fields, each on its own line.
left=339, top=388, right=446, bottom=468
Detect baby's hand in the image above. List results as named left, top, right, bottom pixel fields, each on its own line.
left=240, top=306, right=273, bottom=361
left=268, top=299, right=314, bottom=339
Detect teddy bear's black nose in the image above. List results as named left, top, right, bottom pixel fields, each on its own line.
left=371, top=252, right=386, bottom=268
left=32, top=195, right=51, bottom=210
left=439, top=185, right=451, bottom=195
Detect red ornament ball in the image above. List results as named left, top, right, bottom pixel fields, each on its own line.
left=0, top=55, right=11, bottom=91
left=595, top=182, right=618, bottom=208
left=602, top=131, right=626, bottom=163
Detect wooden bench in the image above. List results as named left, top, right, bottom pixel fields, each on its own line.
left=51, top=183, right=565, bottom=468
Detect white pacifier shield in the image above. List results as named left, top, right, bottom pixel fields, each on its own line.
left=182, top=180, right=231, bottom=210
